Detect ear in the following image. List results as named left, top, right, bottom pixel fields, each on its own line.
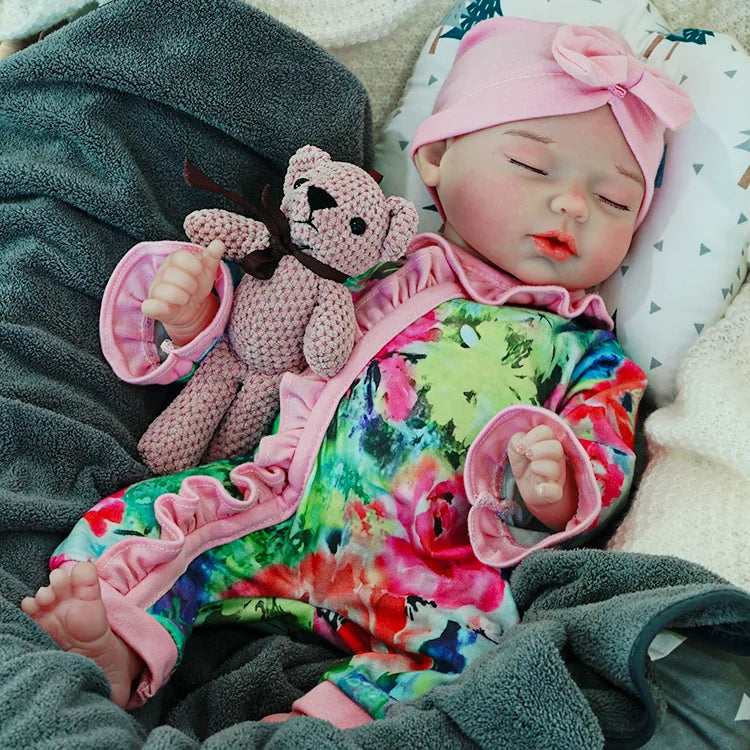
left=380, top=197, right=419, bottom=261
left=413, top=141, right=447, bottom=188
left=284, top=145, right=331, bottom=191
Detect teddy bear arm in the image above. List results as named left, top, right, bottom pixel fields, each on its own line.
left=184, top=208, right=268, bottom=259
left=303, top=281, right=357, bottom=378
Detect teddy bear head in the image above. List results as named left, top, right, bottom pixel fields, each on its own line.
left=279, top=145, right=418, bottom=277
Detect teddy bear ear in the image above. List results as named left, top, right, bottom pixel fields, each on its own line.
left=381, top=197, right=419, bottom=261
left=284, top=145, right=332, bottom=191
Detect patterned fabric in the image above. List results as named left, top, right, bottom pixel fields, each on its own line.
left=54, top=278, right=643, bottom=717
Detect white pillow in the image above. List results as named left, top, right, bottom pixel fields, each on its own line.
left=374, top=0, right=750, bottom=406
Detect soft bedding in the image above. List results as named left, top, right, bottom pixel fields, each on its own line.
left=0, top=0, right=749, bottom=748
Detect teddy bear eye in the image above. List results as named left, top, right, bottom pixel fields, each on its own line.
left=349, top=217, right=367, bottom=235
left=293, top=178, right=309, bottom=189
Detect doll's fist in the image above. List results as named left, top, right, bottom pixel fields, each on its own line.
left=507, top=425, right=566, bottom=507
left=141, top=239, right=224, bottom=344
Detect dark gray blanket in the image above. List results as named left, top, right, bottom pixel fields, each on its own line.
left=0, top=0, right=371, bottom=589
left=0, top=1, right=748, bottom=748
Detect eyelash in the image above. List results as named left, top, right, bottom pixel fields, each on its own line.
left=508, top=159, right=630, bottom=212
left=508, top=158, right=546, bottom=175
left=597, top=195, right=630, bottom=212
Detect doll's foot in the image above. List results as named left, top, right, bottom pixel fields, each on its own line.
left=21, top=562, right=142, bottom=707
left=0, top=37, right=33, bottom=59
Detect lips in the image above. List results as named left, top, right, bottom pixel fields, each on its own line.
left=531, top=231, right=578, bottom=261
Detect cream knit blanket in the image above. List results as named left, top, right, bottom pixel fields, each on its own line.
left=607, top=281, right=750, bottom=591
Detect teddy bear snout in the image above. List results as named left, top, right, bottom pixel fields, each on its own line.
left=306, top=185, right=338, bottom=212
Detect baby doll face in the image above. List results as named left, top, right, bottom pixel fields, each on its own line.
left=415, top=106, right=645, bottom=290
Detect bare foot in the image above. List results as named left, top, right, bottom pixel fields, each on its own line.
left=21, top=562, right=143, bottom=707
left=0, top=37, right=33, bottom=59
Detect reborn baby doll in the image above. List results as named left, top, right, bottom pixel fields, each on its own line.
left=22, top=18, right=692, bottom=727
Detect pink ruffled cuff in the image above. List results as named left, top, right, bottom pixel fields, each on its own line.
left=465, top=404, right=602, bottom=568
left=100, top=241, right=234, bottom=385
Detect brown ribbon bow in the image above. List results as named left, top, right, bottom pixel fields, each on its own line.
left=183, top=159, right=349, bottom=283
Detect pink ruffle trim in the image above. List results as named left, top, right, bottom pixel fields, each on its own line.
left=96, top=466, right=293, bottom=605
left=402, top=234, right=613, bottom=330
left=100, top=241, right=234, bottom=385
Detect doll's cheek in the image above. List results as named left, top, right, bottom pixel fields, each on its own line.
left=603, top=223, right=636, bottom=255
left=588, top=223, right=635, bottom=279
left=443, top=174, right=518, bottom=226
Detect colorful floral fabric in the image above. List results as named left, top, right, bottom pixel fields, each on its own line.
left=54, top=281, right=644, bottom=717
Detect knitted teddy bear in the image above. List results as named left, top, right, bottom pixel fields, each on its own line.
left=138, top=145, right=419, bottom=474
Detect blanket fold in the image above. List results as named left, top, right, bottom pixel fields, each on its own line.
left=0, top=1, right=748, bottom=748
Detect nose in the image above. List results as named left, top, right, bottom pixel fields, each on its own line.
left=550, top=185, right=588, bottom=223
left=306, top=185, right=338, bottom=212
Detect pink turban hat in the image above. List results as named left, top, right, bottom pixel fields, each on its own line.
left=410, top=17, right=693, bottom=227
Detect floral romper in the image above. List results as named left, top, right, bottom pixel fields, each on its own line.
left=54, top=233, right=646, bottom=725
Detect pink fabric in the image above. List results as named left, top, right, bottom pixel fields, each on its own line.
left=410, top=18, right=693, bottom=227
left=99, top=241, right=234, bottom=385
left=465, top=404, right=602, bottom=568
left=291, top=681, right=373, bottom=728
left=99, top=580, right=180, bottom=708
left=96, top=467, right=293, bottom=604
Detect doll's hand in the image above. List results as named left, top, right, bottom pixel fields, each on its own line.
left=507, top=425, right=576, bottom=531
left=141, top=239, right=224, bottom=346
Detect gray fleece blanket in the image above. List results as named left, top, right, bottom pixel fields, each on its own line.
left=0, top=1, right=749, bottom=748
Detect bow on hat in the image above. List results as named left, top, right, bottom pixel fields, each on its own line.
left=552, top=25, right=693, bottom=130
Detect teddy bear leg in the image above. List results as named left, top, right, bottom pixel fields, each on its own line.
left=138, top=340, right=246, bottom=474
left=203, top=370, right=285, bottom=463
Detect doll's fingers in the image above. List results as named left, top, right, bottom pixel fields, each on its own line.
left=141, top=297, right=174, bottom=320
left=199, top=240, right=225, bottom=280
left=148, top=281, right=191, bottom=307
left=506, top=437, right=529, bottom=479
left=158, top=267, right=199, bottom=295
left=524, top=439, right=563, bottom=461
left=508, top=432, right=530, bottom=459
left=535, top=482, right=563, bottom=504
left=508, top=432, right=528, bottom=455
left=529, top=459, right=562, bottom=480
left=167, top=250, right=203, bottom=275
left=204, top=239, right=226, bottom=260
left=518, top=424, right=555, bottom=450
left=510, top=426, right=550, bottom=455
left=506, top=453, right=528, bottom=483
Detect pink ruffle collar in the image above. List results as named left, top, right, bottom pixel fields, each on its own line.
left=408, top=233, right=613, bottom=330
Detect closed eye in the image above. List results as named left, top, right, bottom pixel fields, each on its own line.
left=508, top=158, right=547, bottom=175
left=598, top=195, right=630, bottom=211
